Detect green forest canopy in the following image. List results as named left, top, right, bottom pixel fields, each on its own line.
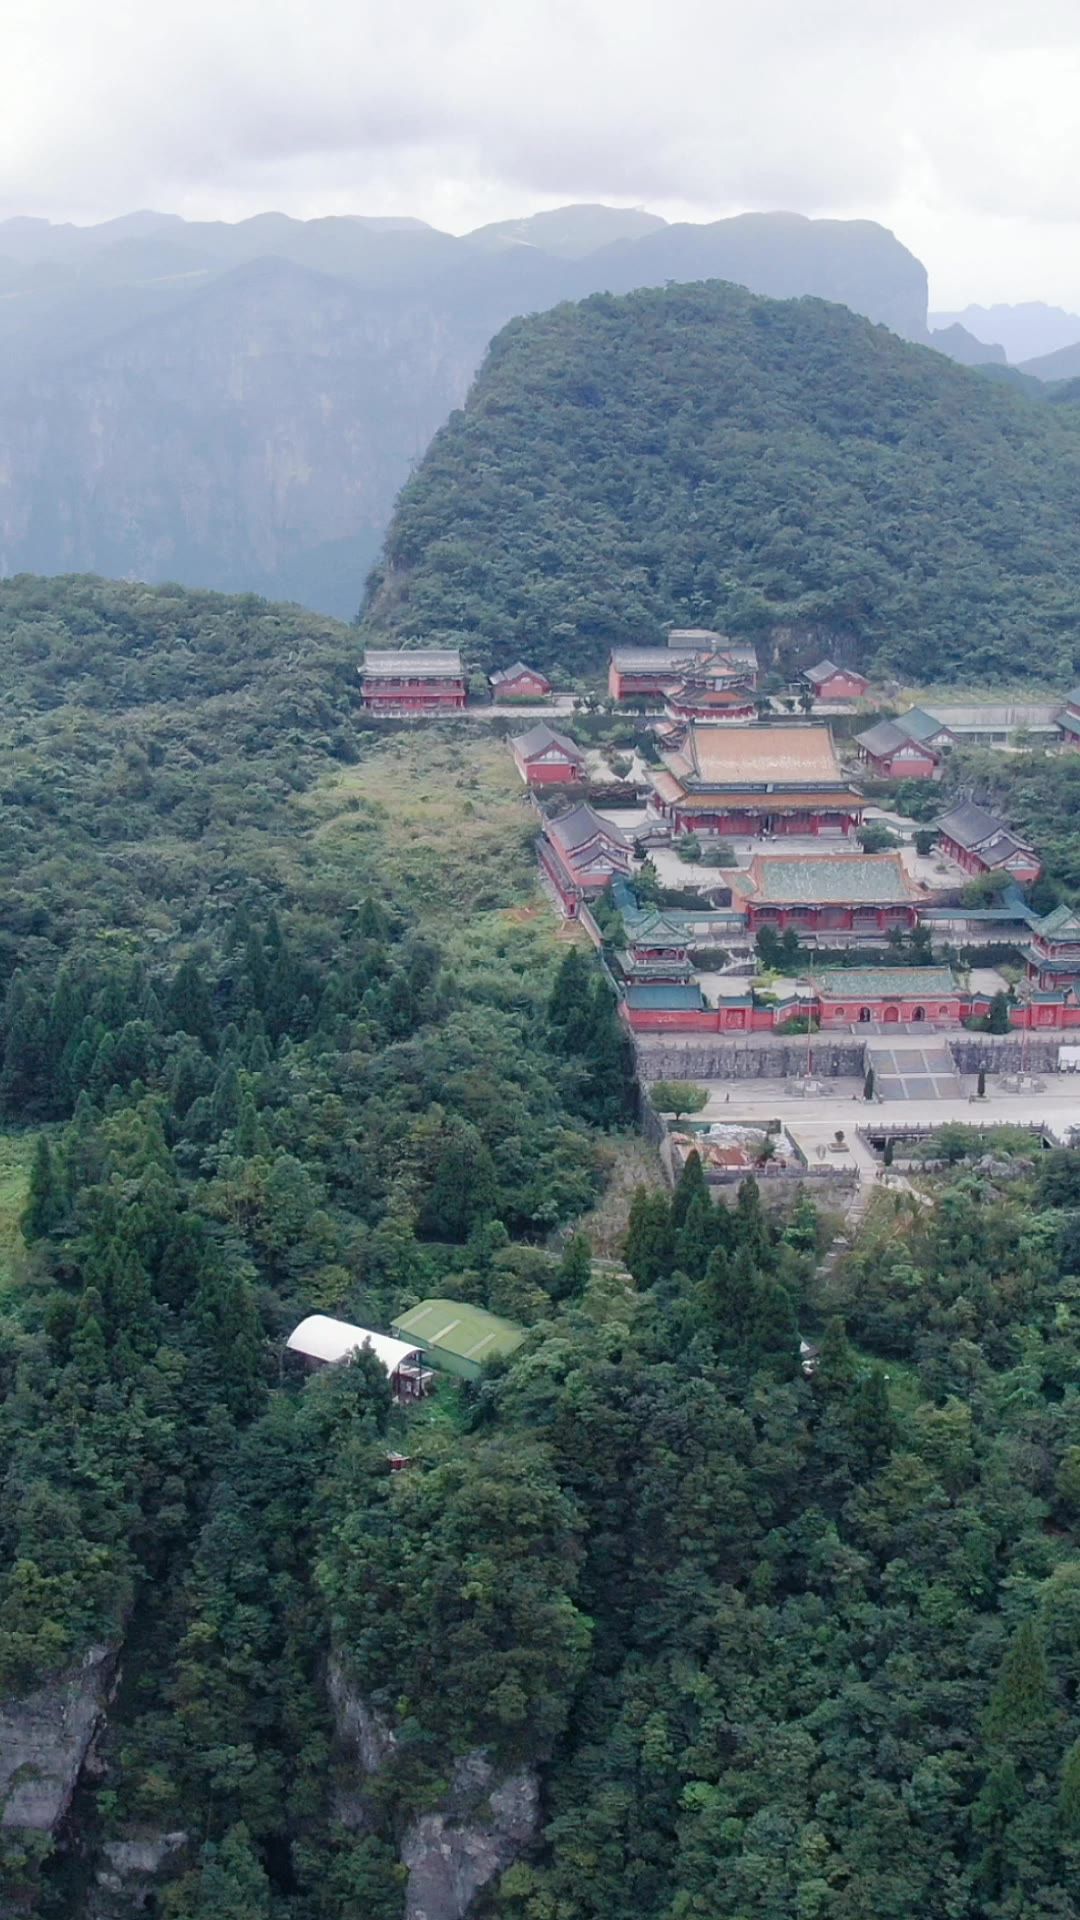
left=2, top=577, right=1080, bottom=1920
left=363, top=279, right=1080, bottom=686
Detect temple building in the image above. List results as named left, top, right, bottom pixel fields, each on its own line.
left=1024, top=904, right=1080, bottom=994
left=935, top=800, right=1042, bottom=885
left=614, top=903, right=696, bottom=984
left=490, top=661, right=551, bottom=699
left=803, top=660, right=869, bottom=703
left=609, top=641, right=758, bottom=706
left=854, top=713, right=947, bottom=779
left=361, top=647, right=467, bottom=714
left=538, top=804, right=633, bottom=915
left=649, top=723, right=863, bottom=837
left=662, top=655, right=758, bottom=723
left=808, top=965, right=967, bottom=1028
left=726, top=852, right=919, bottom=937
left=511, top=722, right=585, bottom=786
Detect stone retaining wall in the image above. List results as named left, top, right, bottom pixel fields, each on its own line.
left=949, top=1036, right=1064, bottom=1075
left=635, top=1037, right=866, bottom=1080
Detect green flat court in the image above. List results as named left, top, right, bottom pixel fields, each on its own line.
left=391, top=1298, right=525, bottom=1380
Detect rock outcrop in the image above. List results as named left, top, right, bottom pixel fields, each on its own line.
left=93, top=1832, right=189, bottom=1917
left=0, top=1645, right=115, bottom=1837
left=401, top=1756, right=540, bottom=1920
left=328, top=1657, right=541, bottom=1920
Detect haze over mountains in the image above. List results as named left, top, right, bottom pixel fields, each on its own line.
left=0, top=203, right=966, bottom=618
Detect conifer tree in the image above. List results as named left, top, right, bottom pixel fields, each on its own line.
left=734, top=1175, right=770, bottom=1263
left=556, top=1232, right=593, bottom=1298
left=22, top=1133, right=62, bottom=1240
left=670, top=1149, right=707, bottom=1229
left=624, top=1187, right=674, bottom=1285
left=548, top=948, right=592, bottom=1031
left=166, top=957, right=217, bottom=1049
left=1059, top=1738, right=1080, bottom=1836
left=675, top=1188, right=713, bottom=1283
left=357, top=895, right=390, bottom=941
left=985, top=1619, right=1052, bottom=1744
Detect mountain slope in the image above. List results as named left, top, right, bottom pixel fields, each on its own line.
left=0, top=207, right=931, bottom=616
left=932, top=301, right=1080, bottom=363
left=1018, top=339, right=1080, bottom=382
left=364, top=279, right=1080, bottom=685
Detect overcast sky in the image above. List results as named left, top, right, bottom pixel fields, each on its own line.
left=6, top=0, right=1080, bottom=308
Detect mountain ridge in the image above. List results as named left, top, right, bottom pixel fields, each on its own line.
left=0, top=206, right=946, bottom=615
left=364, top=278, right=1080, bottom=686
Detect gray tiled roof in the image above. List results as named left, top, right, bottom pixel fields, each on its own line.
left=856, top=720, right=910, bottom=756
left=936, top=800, right=1027, bottom=851
left=362, top=647, right=463, bottom=676
left=546, top=804, right=630, bottom=853
left=512, top=722, right=582, bottom=761
left=491, top=661, right=547, bottom=685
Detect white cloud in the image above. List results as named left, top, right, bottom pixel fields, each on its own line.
left=4, top=0, right=1080, bottom=304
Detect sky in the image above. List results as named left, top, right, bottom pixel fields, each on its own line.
left=5, top=0, right=1080, bottom=308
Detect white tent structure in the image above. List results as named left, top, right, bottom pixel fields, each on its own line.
left=286, top=1314, right=421, bottom=1377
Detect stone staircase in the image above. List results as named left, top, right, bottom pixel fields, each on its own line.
left=864, top=1040, right=963, bottom=1103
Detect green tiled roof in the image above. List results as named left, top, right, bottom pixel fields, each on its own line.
left=1034, top=904, right=1080, bottom=937
left=739, top=855, right=911, bottom=904
left=810, top=966, right=957, bottom=998
left=624, top=983, right=706, bottom=1010
left=897, top=706, right=949, bottom=744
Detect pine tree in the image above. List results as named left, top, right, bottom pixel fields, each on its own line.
left=1059, top=1738, right=1080, bottom=1835
left=548, top=948, right=592, bottom=1032
left=850, top=1369, right=896, bottom=1463
left=166, top=957, right=217, bottom=1049
left=357, top=895, right=390, bottom=941
left=743, top=1273, right=798, bottom=1375
left=557, top=1232, right=593, bottom=1298
left=211, top=1064, right=242, bottom=1135
left=985, top=1619, right=1052, bottom=1743
left=624, top=1188, right=674, bottom=1285
left=671, top=1149, right=707, bottom=1229
left=816, top=1315, right=859, bottom=1393
left=675, top=1189, right=713, bottom=1283
left=22, top=1133, right=62, bottom=1240
left=734, top=1175, right=770, bottom=1262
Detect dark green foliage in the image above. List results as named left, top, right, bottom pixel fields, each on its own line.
left=364, top=281, right=1080, bottom=684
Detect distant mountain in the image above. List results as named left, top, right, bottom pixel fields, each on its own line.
left=1017, top=340, right=1080, bottom=383
left=364, top=279, right=1080, bottom=687
left=0, top=205, right=933, bottom=616
left=465, top=203, right=666, bottom=256
left=927, top=322, right=1006, bottom=367
left=931, top=301, right=1080, bottom=364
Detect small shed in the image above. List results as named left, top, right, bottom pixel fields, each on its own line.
left=390, top=1299, right=525, bottom=1381
left=286, top=1315, right=432, bottom=1398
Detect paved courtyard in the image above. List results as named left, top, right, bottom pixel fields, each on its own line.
left=689, top=1071, right=1080, bottom=1190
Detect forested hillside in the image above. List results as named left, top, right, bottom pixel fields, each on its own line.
left=2, top=579, right=1080, bottom=1920
left=364, top=281, right=1080, bottom=685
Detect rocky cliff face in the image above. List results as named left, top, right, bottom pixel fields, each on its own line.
left=0, top=1644, right=115, bottom=1838
left=328, top=1655, right=541, bottom=1920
